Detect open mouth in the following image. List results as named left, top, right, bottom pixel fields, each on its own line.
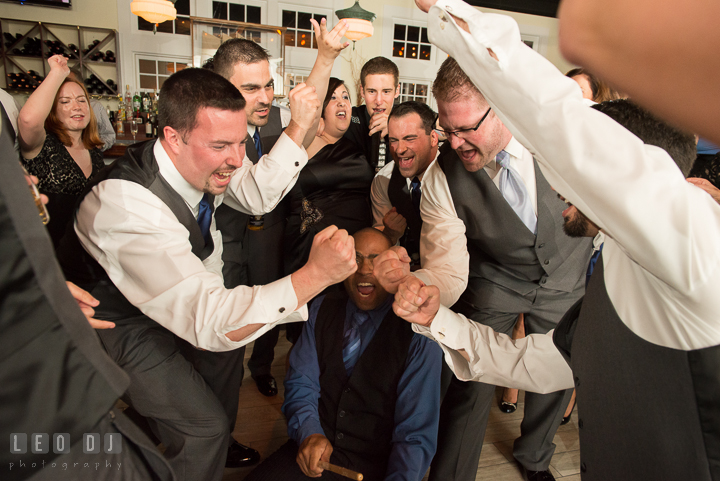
left=456, top=149, right=476, bottom=163
left=213, top=171, right=234, bottom=185
left=254, top=108, right=269, bottom=117
left=357, top=282, right=375, bottom=297
left=397, top=155, right=414, bottom=169
left=336, top=111, right=347, bottom=119
left=373, top=108, right=386, bottom=115
left=70, top=115, right=85, bottom=121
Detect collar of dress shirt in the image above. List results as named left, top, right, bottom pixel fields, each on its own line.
left=345, top=295, right=394, bottom=332
left=404, top=150, right=440, bottom=188
left=593, top=232, right=605, bottom=251
left=484, top=135, right=525, bottom=176
left=153, top=140, right=205, bottom=213
left=247, top=123, right=257, bottom=137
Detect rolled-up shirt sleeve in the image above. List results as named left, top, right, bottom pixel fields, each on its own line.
left=413, top=305, right=574, bottom=393
left=76, top=179, right=307, bottom=352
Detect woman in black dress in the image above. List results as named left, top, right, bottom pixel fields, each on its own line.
left=18, top=54, right=104, bottom=249
left=284, top=78, right=375, bottom=275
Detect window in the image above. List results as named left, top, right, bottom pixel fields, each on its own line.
left=282, top=10, right=326, bottom=49
left=283, top=71, right=308, bottom=96
left=212, top=2, right=261, bottom=23
left=395, top=81, right=430, bottom=104
left=138, top=0, right=191, bottom=35
left=392, top=24, right=431, bottom=61
left=138, top=58, right=189, bottom=91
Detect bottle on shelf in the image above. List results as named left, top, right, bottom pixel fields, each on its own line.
left=141, top=92, right=150, bottom=113
left=125, top=85, right=132, bottom=112
left=133, top=90, right=141, bottom=114
left=145, top=114, right=153, bottom=138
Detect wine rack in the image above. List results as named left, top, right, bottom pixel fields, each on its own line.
left=0, top=18, right=121, bottom=98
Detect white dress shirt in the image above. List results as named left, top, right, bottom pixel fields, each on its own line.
left=75, top=134, right=309, bottom=352
left=412, top=0, right=720, bottom=390
left=370, top=153, right=438, bottom=230
left=411, top=137, right=537, bottom=308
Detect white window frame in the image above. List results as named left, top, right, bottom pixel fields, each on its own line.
left=396, top=79, right=431, bottom=105
left=135, top=54, right=192, bottom=93
left=391, top=23, right=432, bottom=61
left=210, top=1, right=263, bottom=23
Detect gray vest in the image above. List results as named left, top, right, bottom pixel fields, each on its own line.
left=437, top=145, right=591, bottom=305
left=214, top=105, right=285, bottom=287
left=557, top=257, right=720, bottom=480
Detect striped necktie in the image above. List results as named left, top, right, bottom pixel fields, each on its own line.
left=342, top=310, right=369, bottom=376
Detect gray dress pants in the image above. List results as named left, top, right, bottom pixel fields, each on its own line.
left=429, top=283, right=579, bottom=481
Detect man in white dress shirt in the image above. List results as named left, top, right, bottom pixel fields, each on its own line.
left=375, top=59, right=592, bottom=481
left=393, top=1, right=720, bottom=479
left=371, top=101, right=439, bottom=267
left=58, top=68, right=357, bottom=481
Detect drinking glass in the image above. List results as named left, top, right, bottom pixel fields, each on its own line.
left=130, top=119, right=138, bottom=141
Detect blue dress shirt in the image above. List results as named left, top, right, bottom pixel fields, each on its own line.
left=283, top=295, right=443, bottom=481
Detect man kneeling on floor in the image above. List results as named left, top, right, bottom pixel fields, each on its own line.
left=245, top=227, right=442, bottom=481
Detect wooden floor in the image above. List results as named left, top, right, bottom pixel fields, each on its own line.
left=223, top=335, right=581, bottom=481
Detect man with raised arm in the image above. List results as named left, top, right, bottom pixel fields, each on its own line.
left=393, top=1, right=720, bottom=479
left=58, top=67, right=356, bottom=481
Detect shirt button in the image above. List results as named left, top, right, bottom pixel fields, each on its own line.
left=337, top=433, right=344, bottom=440
left=295, top=161, right=300, bottom=167
left=574, top=376, right=580, bottom=386
left=279, top=307, right=285, bottom=313
left=339, top=410, right=346, bottom=418
left=544, top=260, right=550, bottom=265
left=578, top=419, right=583, bottom=429
left=538, top=243, right=545, bottom=248
left=540, top=278, right=547, bottom=285
left=581, top=462, right=587, bottom=473
left=344, top=387, right=351, bottom=394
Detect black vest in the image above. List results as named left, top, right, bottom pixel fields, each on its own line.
left=214, top=105, right=286, bottom=287
left=314, top=293, right=414, bottom=481
left=0, top=118, right=129, bottom=470
left=437, top=144, right=591, bottom=302
left=58, top=140, right=213, bottom=321
left=554, top=257, right=720, bottom=480
left=387, top=162, right=423, bottom=265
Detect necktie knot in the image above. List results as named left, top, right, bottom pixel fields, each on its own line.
left=495, top=150, right=510, bottom=169
left=352, top=310, right=370, bottom=328
left=252, top=128, right=263, bottom=157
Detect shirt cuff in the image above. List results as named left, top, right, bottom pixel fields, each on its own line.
left=269, top=132, right=309, bottom=175
left=295, top=420, right=325, bottom=446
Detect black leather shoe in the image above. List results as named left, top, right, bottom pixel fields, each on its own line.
left=254, top=374, right=278, bottom=397
left=499, top=401, right=517, bottom=413
left=522, top=468, right=555, bottom=481
left=225, top=440, right=260, bottom=468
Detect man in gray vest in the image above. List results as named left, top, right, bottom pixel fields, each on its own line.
left=244, top=227, right=442, bottom=481
left=371, top=101, right=439, bottom=268
left=393, top=1, right=720, bottom=480
left=375, top=59, right=592, bottom=481
left=210, top=20, right=348, bottom=407
left=58, top=67, right=357, bottom=481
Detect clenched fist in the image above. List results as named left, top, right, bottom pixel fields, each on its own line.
left=306, top=225, right=357, bottom=286
left=393, top=278, right=440, bottom=327
left=372, top=246, right=412, bottom=294
left=288, top=82, right=321, bottom=133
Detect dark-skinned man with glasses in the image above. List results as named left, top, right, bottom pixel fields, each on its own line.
left=373, top=57, right=592, bottom=481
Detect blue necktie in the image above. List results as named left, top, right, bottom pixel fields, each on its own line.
left=410, top=177, right=422, bottom=216
left=253, top=128, right=263, bottom=157
left=496, top=150, right=537, bottom=234
left=342, top=310, right=369, bottom=376
left=197, top=193, right=213, bottom=245
left=586, top=244, right=604, bottom=287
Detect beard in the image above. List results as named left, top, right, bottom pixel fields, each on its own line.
left=563, top=210, right=593, bottom=237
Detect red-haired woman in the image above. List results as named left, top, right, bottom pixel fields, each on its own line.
left=18, top=54, right=104, bottom=249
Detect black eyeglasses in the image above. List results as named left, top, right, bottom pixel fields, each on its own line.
left=436, top=107, right=492, bottom=139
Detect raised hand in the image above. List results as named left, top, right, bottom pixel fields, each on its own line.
left=47, top=54, right=70, bottom=78
left=288, top=82, right=321, bottom=133
left=368, top=111, right=389, bottom=138
left=382, top=207, right=408, bottom=244
left=393, top=279, right=440, bottom=327
left=372, top=246, right=412, bottom=294
left=311, top=17, right=350, bottom=61
left=296, top=433, right=333, bottom=478
left=306, top=225, right=357, bottom=286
